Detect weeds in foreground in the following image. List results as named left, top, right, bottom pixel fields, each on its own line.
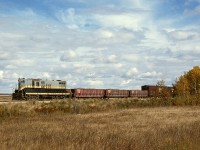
left=0, top=103, right=36, bottom=117
left=1, top=95, right=200, bottom=118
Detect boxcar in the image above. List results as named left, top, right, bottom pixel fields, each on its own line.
left=71, top=88, right=105, bottom=98
left=106, top=89, right=129, bottom=98
left=141, top=85, right=173, bottom=97
left=141, top=85, right=160, bottom=97
left=130, top=90, right=148, bottom=98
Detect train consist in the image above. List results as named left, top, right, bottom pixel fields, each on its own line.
left=12, top=78, right=173, bottom=100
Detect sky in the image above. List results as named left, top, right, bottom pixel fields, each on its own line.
left=0, top=0, right=200, bottom=93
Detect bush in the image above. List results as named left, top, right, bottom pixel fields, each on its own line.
left=0, top=103, right=36, bottom=117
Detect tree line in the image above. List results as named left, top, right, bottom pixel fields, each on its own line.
left=173, top=66, right=200, bottom=96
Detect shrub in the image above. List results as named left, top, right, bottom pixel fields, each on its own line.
left=0, top=103, right=36, bottom=117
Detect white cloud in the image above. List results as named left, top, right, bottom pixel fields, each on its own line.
left=98, top=29, right=114, bottom=38
left=168, top=30, right=199, bottom=41
left=95, top=13, right=148, bottom=31
left=141, top=28, right=170, bottom=49
left=123, top=54, right=140, bottom=62
left=141, top=71, right=162, bottom=78
left=56, top=8, right=78, bottom=29
left=61, top=50, right=77, bottom=61
left=94, top=28, right=140, bottom=46
left=42, top=72, right=51, bottom=79
left=126, top=68, right=139, bottom=77
left=121, top=79, right=132, bottom=85
left=107, top=55, right=117, bottom=63
left=0, top=32, right=25, bottom=39
left=11, top=59, right=35, bottom=67
left=0, top=71, right=4, bottom=79
left=113, top=63, right=123, bottom=68
left=126, top=0, right=157, bottom=10
left=5, top=65, right=18, bottom=69
left=0, top=71, right=19, bottom=81
left=86, top=80, right=104, bottom=86
left=12, top=73, right=19, bottom=79
left=0, top=52, right=10, bottom=60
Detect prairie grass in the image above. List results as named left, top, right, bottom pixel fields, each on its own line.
left=0, top=96, right=12, bottom=102
left=1, top=98, right=200, bottom=149
left=0, top=107, right=200, bottom=150
left=0, top=98, right=143, bottom=117
left=0, top=96, right=200, bottom=117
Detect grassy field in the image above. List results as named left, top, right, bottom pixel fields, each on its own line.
left=0, top=96, right=12, bottom=102
left=0, top=98, right=200, bottom=150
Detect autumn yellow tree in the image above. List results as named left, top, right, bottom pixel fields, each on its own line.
left=187, top=66, right=200, bottom=94
left=174, top=66, right=200, bottom=96
left=174, top=74, right=189, bottom=96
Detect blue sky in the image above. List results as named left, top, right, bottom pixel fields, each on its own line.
left=0, top=0, right=200, bottom=92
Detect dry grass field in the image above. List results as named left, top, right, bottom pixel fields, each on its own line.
left=0, top=103, right=200, bottom=150
left=0, top=95, right=12, bottom=102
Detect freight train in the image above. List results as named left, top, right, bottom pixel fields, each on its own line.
left=12, top=78, right=173, bottom=100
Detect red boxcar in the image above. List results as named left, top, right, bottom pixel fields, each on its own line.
left=106, top=89, right=129, bottom=98
left=72, top=88, right=105, bottom=98
left=141, top=85, right=173, bottom=97
left=141, top=85, right=160, bottom=97
left=129, top=90, right=148, bottom=98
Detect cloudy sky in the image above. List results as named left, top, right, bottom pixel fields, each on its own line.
left=0, top=0, right=200, bottom=92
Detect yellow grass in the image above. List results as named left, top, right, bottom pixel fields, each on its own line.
left=0, top=106, right=200, bottom=150
left=0, top=96, right=12, bottom=102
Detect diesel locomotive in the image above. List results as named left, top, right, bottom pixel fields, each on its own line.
left=12, top=78, right=71, bottom=100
